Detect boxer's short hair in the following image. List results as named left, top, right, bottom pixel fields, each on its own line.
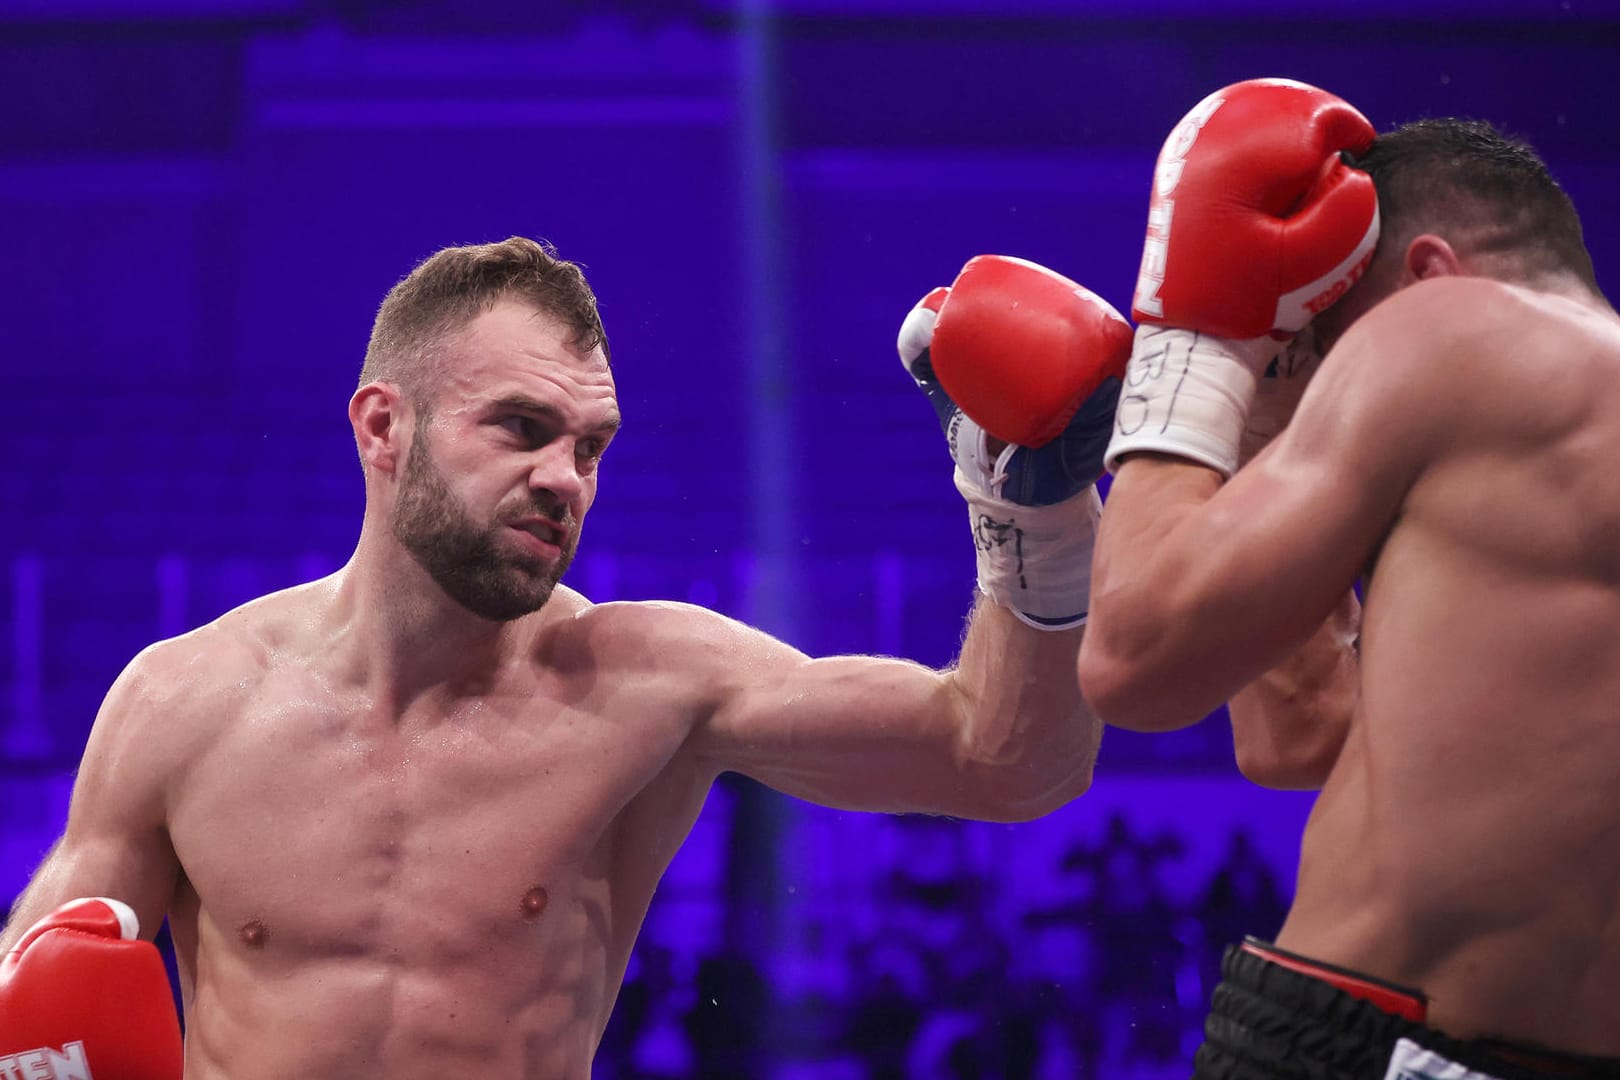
left=1355, top=118, right=1597, bottom=290
left=361, top=237, right=610, bottom=399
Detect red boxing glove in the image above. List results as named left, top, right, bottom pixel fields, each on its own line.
left=0, top=898, right=183, bottom=1080
left=1108, top=78, right=1378, bottom=477
left=1133, top=77, right=1379, bottom=339
left=930, top=254, right=1133, bottom=449
left=899, top=255, right=1130, bottom=628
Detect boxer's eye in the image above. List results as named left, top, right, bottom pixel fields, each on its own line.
left=498, top=416, right=549, bottom=446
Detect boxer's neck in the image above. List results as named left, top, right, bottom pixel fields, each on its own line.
left=325, top=539, right=538, bottom=712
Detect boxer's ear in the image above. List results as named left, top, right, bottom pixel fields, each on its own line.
left=350, top=382, right=405, bottom=474
left=1402, top=234, right=1463, bottom=282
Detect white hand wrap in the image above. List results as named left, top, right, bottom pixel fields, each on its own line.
left=1104, top=325, right=1283, bottom=478
left=952, top=421, right=1100, bottom=631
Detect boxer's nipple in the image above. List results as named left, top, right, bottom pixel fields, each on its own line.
left=239, top=918, right=269, bottom=949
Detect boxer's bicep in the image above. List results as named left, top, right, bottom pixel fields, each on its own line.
left=1231, top=315, right=1439, bottom=593
left=1200, top=356, right=1421, bottom=647
left=687, top=597, right=1090, bottom=819
left=5, top=652, right=183, bottom=948
left=700, top=649, right=1049, bottom=820
left=701, top=646, right=966, bottom=812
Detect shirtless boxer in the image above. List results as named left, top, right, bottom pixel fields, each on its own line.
left=0, top=239, right=1129, bottom=1077
left=1080, top=79, right=1620, bottom=1076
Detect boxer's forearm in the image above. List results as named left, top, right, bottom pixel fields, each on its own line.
left=1228, top=590, right=1360, bottom=789
left=1086, top=78, right=1378, bottom=733
left=945, top=596, right=1099, bottom=819
left=1081, top=455, right=1240, bottom=729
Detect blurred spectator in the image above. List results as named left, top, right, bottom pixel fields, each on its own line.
left=683, top=948, right=771, bottom=1080
left=1195, top=827, right=1289, bottom=994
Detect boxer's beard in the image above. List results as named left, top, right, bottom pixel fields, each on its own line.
left=391, top=425, right=576, bottom=622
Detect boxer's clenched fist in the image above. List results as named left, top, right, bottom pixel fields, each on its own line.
left=899, top=255, right=1132, bottom=628
left=922, top=253, right=1134, bottom=450
left=1108, top=78, right=1378, bottom=477
left=0, top=897, right=183, bottom=1080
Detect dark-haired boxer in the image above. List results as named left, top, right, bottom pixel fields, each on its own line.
left=1082, top=78, right=1620, bottom=1076
left=1, top=238, right=1126, bottom=1077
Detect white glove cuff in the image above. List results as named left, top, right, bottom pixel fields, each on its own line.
left=956, top=474, right=1101, bottom=631
left=1104, top=325, right=1280, bottom=478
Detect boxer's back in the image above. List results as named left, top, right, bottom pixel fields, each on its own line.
left=1282, top=279, right=1620, bottom=1052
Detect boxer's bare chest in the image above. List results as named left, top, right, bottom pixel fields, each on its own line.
left=166, top=657, right=697, bottom=965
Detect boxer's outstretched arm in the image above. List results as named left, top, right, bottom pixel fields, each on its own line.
left=690, top=597, right=1097, bottom=823
left=0, top=647, right=183, bottom=953
left=689, top=256, right=1124, bottom=820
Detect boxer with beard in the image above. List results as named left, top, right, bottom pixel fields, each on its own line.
left=1, top=237, right=1129, bottom=1077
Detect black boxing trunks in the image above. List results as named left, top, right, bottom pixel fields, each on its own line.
left=1192, top=937, right=1620, bottom=1080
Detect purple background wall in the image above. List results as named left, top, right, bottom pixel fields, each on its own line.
left=4, top=1, right=1617, bottom=1074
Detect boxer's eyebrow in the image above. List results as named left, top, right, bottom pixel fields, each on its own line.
left=489, top=393, right=621, bottom=437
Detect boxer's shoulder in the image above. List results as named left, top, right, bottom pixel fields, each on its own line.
left=1353, top=276, right=1567, bottom=351
left=1380, top=279, right=1613, bottom=404
left=152, top=596, right=291, bottom=679
left=543, top=593, right=794, bottom=679
left=1319, top=278, right=1563, bottom=417
left=1339, top=277, right=1499, bottom=353
left=112, top=581, right=324, bottom=725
